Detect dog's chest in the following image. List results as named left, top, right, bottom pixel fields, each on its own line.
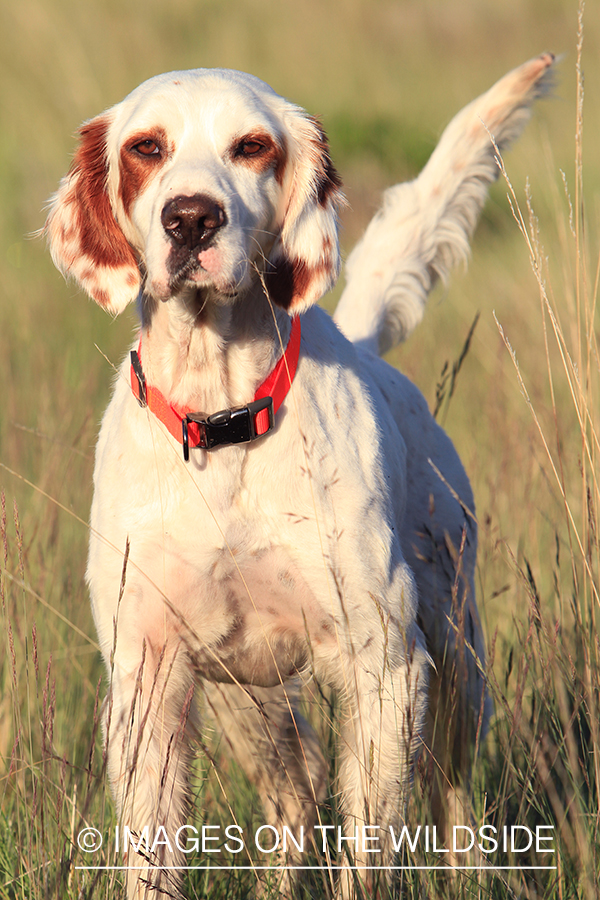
left=92, top=385, right=357, bottom=685
left=149, top=538, right=335, bottom=688
left=194, top=546, right=334, bottom=685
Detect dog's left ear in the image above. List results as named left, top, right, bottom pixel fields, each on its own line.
left=45, top=114, right=141, bottom=315
left=265, top=111, right=345, bottom=313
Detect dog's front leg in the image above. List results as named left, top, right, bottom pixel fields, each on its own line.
left=334, top=635, right=430, bottom=899
left=105, top=635, right=196, bottom=900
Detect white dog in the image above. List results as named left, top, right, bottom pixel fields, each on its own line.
left=46, top=54, right=553, bottom=898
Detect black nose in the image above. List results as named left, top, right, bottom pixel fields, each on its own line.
left=161, top=195, right=226, bottom=249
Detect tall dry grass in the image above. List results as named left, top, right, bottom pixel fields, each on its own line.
left=484, top=12, right=599, bottom=895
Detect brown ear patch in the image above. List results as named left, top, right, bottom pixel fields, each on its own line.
left=307, top=117, right=343, bottom=207
left=45, top=113, right=141, bottom=312
left=71, top=117, right=137, bottom=273
left=265, top=236, right=335, bottom=310
left=263, top=110, right=343, bottom=312
left=264, top=256, right=313, bottom=310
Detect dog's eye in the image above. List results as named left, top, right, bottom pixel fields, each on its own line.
left=236, top=139, right=265, bottom=157
left=132, top=139, right=161, bottom=157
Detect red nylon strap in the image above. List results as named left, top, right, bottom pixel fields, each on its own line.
left=254, top=315, right=301, bottom=409
left=130, top=316, right=301, bottom=449
left=253, top=405, right=271, bottom=436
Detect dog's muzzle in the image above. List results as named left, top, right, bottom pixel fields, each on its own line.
left=161, top=194, right=227, bottom=250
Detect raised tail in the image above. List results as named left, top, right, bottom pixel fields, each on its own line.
left=334, top=53, right=555, bottom=355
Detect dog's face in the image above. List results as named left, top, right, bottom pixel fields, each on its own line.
left=46, top=69, right=344, bottom=315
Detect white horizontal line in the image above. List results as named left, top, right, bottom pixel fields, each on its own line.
left=75, top=865, right=558, bottom=871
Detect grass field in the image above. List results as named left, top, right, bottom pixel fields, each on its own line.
left=1, top=0, right=599, bottom=897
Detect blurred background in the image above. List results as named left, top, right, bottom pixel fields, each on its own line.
left=1, top=1, right=599, bottom=897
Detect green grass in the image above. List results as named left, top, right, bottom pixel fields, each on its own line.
left=1, top=0, right=600, bottom=897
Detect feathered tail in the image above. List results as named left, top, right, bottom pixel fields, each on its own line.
left=334, top=53, right=555, bottom=355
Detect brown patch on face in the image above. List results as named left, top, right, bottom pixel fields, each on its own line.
left=229, top=131, right=287, bottom=184
left=119, top=126, right=171, bottom=216
left=70, top=117, right=137, bottom=274
left=307, top=116, right=343, bottom=207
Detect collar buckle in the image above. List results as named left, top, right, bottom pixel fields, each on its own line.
left=182, top=397, right=274, bottom=461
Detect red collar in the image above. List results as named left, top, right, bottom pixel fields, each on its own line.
left=130, top=316, right=301, bottom=460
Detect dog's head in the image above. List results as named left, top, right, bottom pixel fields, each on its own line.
left=45, top=69, right=344, bottom=316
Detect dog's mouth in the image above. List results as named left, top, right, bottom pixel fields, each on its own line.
left=168, top=255, right=207, bottom=293
left=165, top=250, right=241, bottom=303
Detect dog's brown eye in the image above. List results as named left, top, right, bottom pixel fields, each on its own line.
left=237, top=139, right=264, bottom=157
left=133, top=139, right=160, bottom=157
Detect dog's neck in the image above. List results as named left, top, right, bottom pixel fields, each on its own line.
left=138, top=286, right=291, bottom=413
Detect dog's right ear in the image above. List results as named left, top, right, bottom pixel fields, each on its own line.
left=264, top=111, right=344, bottom=314
left=45, top=115, right=141, bottom=315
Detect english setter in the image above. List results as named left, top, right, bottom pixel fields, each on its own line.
left=46, top=54, right=553, bottom=898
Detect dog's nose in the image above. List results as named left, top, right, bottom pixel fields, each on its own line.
left=161, top=195, right=226, bottom=249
